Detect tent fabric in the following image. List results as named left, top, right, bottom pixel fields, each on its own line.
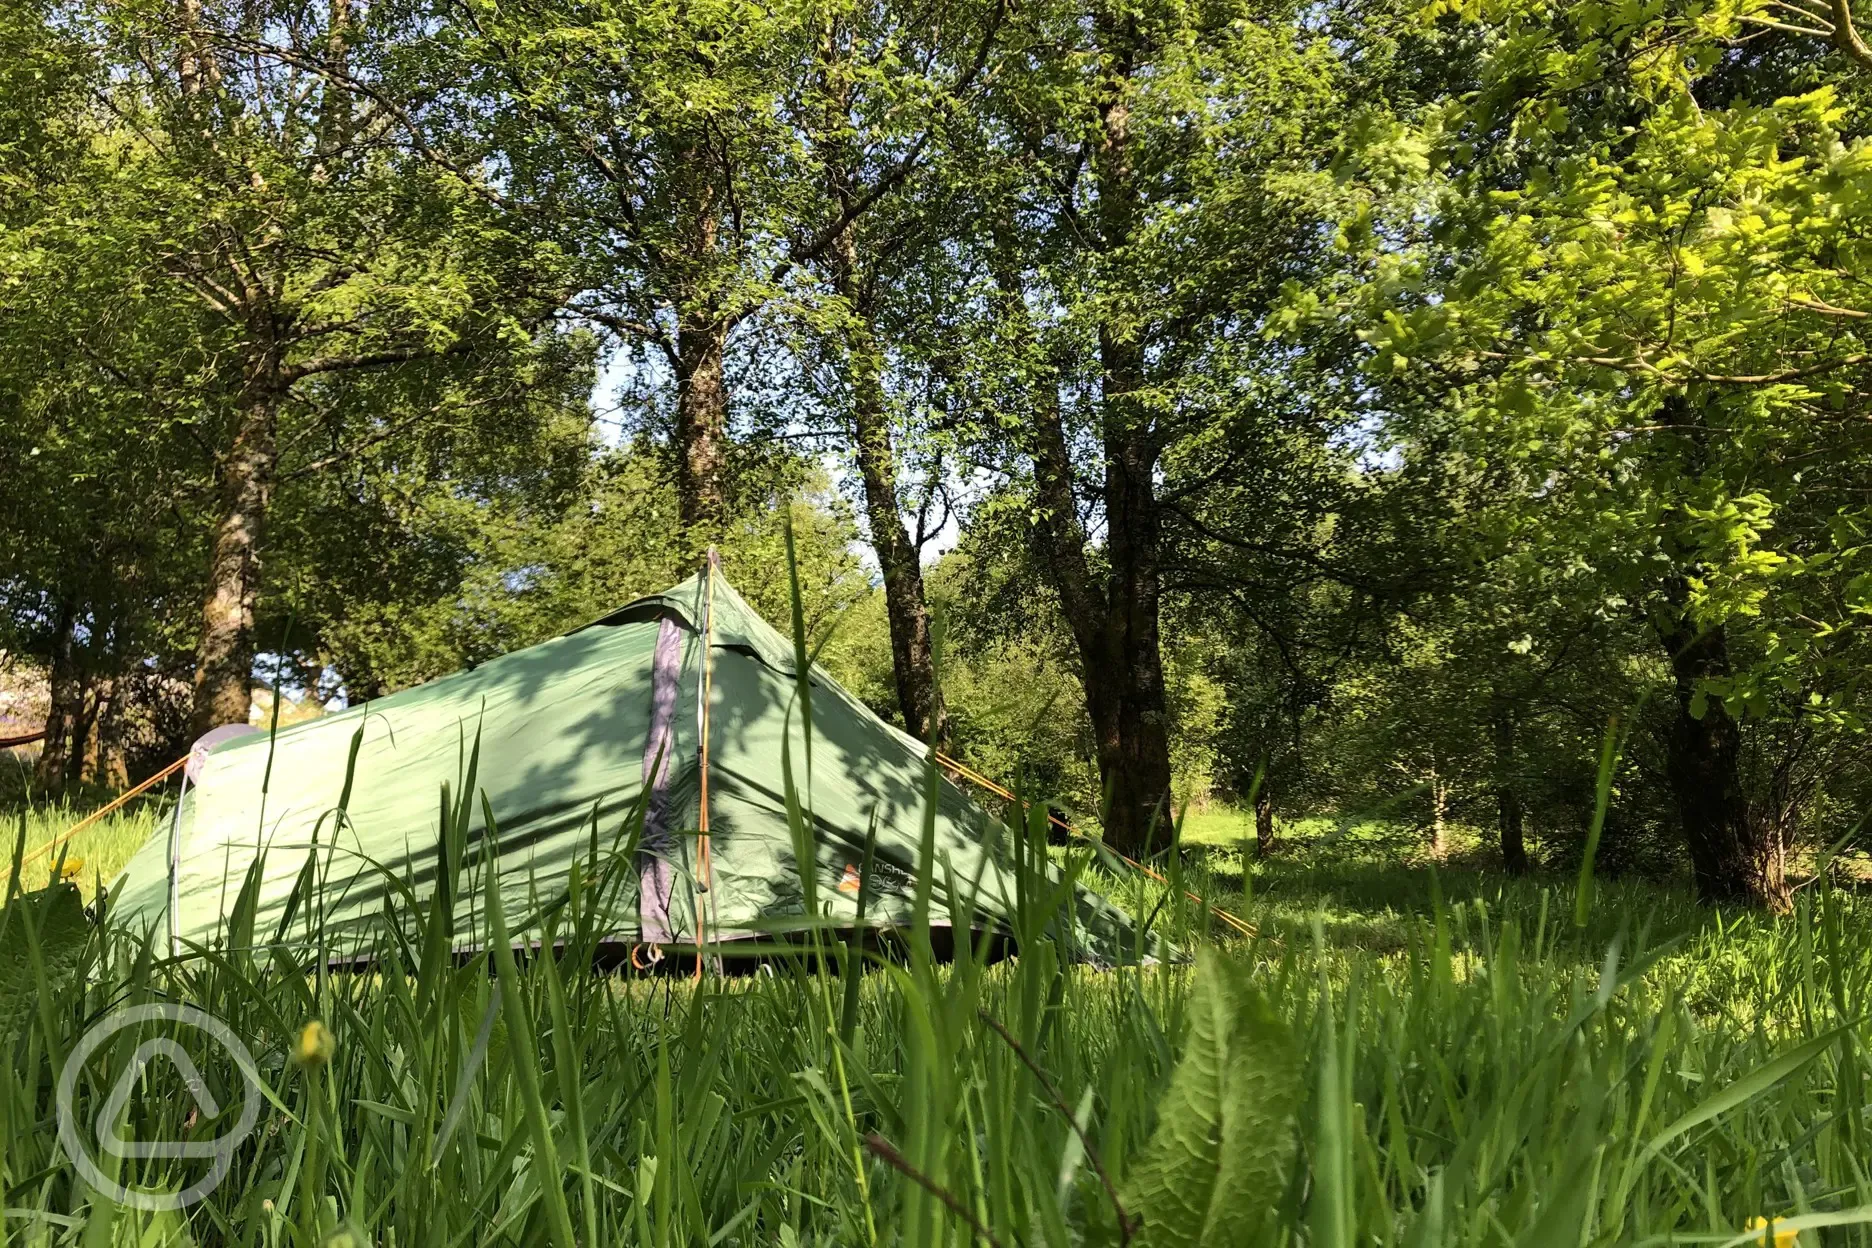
left=108, top=569, right=1151, bottom=965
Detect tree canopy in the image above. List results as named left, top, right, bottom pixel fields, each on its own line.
left=6, top=0, right=1872, bottom=907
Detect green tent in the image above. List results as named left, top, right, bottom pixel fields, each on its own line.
left=109, top=567, right=1150, bottom=965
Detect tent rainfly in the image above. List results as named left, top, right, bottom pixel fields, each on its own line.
left=108, top=565, right=1152, bottom=966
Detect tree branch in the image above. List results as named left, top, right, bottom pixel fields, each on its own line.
left=279, top=338, right=474, bottom=385
left=1787, top=295, right=1870, bottom=319
left=1164, top=500, right=1387, bottom=595
left=778, top=0, right=1010, bottom=281
left=1830, top=0, right=1872, bottom=66
left=279, top=404, right=443, bottom=479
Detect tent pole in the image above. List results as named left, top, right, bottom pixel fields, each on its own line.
left=695, top=548, right=719, bottom=979
left=166, top=770, right=191, bottom=959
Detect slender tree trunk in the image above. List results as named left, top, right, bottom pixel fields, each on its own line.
left=192, top=356, right=281, bottom=737
left=1254, top=787, right=1276, bottom=858
left=669, top=147, right=730, bottom=535
left=177, top=0, right=208, bottom=97
left=812, top=26, right=946, bottom=744
left=69, top=685, right=99, bottom=783
left=312, top=0, right=352, bottom=179
left=1493, top=701, right=1528, bottom=874
left=826, top=204, right=946, bottom=742
left=34, top=598, right=82, bottom=793
left=1024, top=370, right=1134, bottom=841
left=1659, top=608, right=1790, bottom=910
left=1428, top=766, right=1448, bottom=861
left=851, top=346, right=945, bottom=744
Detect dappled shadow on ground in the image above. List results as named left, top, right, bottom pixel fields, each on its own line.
left=1161, top=842, right=1730, bottom=965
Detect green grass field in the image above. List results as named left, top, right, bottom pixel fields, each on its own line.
left=1, top=780, right=1866, bottom=1246
left=2, top=792, right=168, bottom=900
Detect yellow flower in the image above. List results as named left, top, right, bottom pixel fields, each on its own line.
left=1746, top=1216, right=1798, bottom=1247
left=58, top=857, right=85, bottom=879
left=294, top=1020, right=336, bottom=1068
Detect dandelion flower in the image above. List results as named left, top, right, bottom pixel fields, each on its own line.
left=1746, top=1216, right=1798, bottom=1247
left=295, top=1020, right=336, bottom=1068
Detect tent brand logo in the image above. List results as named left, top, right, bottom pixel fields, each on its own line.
left=838, top=863, right=863, bottom=895
left=56, top=1003, right=263, bottom=1211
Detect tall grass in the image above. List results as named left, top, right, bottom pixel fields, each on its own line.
left=1, top=796, right=167, bottom=899
left=5, top=574, right=1872, bottom=1245
left=9, top=825, right=1872, bottom=1245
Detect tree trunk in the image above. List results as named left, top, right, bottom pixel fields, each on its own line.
left=312, top=0, right=352, bottom=178
left=1659, top=610, right=1790, bottom=911
left=670, top=149, right=729, bottom=534
left=1096, top=423, right=1173, bottom=856
left=177, top=0, right=209, bottom=97
left=979, top=1, right=1173, bottom=856
left=851, top=348, right=946, bottom=745
left=1083, top=2, right=1173, bottom=857
left=673, top=309, right=728, bottom=532
left=34, top=598, right=83, bottom=793
left=806, top=26, right=946, bottom=743
left=1648, top=397, right=1789, bottom=910
left=84, top=674, right=129, bottom=790
left=1428, top=766, right=1448, bottom=861
left=1493, top=702, right=1528, bottom=874
left=983, top=3, right=1176, bottom=854
left=1017, top=355, right=1173, bottom=857
left=827, top=210, right=946, bottom=743
left=1013, top=357, right=1174, bottom=857
left=1254, top=787, right=1276, bottom=858
left=192, top=364, right=281, bottom=737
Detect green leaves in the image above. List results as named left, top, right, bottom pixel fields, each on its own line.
left=1324, top=0, right=1872, bottom=856
left=1124, top=949, right=1302, bottom=1248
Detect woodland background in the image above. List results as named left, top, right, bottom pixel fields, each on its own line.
left=6, top=0, right=1872, bottom=912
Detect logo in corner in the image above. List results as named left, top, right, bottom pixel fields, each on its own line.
left=56, top=1003, right=263, bottom=1211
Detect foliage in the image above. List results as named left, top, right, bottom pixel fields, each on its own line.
left=10, top=0, right=1872, bottom=892
left=1309, top=0, right=1872, bottom=880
